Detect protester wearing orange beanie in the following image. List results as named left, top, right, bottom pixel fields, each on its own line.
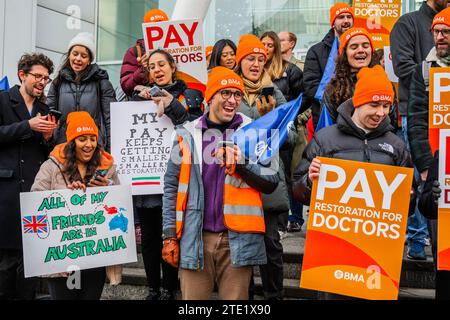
left=143, top=8, right=169, bottom=23
left=432, top=7, right=450, bottom=30
left=205, top=66, right=244, bottom=103
left=65, top=111, right=99, bottom=142
left=353, top=65, right=394, bottom=108
left=236, top=34, right=268, bottom=66
left=339, top=27, right=374, bottom=55
left=330, top=2, right=354, bottom=27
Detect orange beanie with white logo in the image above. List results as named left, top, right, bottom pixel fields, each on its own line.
left=235, top=34, right=268, bottom=66
left=66, top=111, right=99, bottom=142
left=205, top=66, right=244, bottom=103
left=339, top=27, right=374, bottom=55
left=352, top=65, right=394, bottom=108
left=330, top=2, right=354, bottom=27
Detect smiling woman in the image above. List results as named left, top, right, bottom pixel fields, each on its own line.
left=30, top=111, right=120, bottom=300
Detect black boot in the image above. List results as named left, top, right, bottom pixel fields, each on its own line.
left=146, top=287, right=160, bottom=300
left=159, top=288, right=176, bottom=300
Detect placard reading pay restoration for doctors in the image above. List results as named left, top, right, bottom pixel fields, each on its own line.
left=300, top=157, right=413, bottom=300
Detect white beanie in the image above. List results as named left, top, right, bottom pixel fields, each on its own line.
left=68, top=32, right=96, bottom=61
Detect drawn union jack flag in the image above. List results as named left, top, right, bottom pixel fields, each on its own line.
left=22, top=215, right=48, bottom=234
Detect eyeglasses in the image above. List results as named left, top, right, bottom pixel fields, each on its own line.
left=28, top=72, right=52, bottom=83
left=432, top=28, right=450, bottom=38
left=219, top=89, right=243, bottom=101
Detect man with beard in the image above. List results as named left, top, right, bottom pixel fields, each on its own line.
left=408, top=8, right=450, bottom=276
left=391, top=0, right=448, bottom=261
left=303, top=2, right=354, bottom=129
left=0, top=53, right=58, bottom=299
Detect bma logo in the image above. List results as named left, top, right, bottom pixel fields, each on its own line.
left=434, top=16, right=445, bottom=23
left=253, top=48, right=265, bottom=54
left=346, top=30, right=362, bottom=41
left=336, top=8, right=350, bottom=16
left=372, top=95, right=392, bottom=102
left=221, top=79, right=242, bottom=86
left=76, top=126, right=93, bottom=133
left=333, top=265, right=381, bottom=290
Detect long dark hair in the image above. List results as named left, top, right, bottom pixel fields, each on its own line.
left=325, top=50, right=376, bottom=107
left=54, top=45, right=93, bottom=86
left=208, top=39, right=237, bottom=69
left=62, top=140, right=102, bottom=184
left=147, top=49, right=178, bottom=85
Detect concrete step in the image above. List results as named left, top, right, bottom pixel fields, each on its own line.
left=116, top=268, right=434, bottom=300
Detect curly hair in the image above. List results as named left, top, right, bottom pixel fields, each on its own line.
left=62, top=140, right=102, bottom=184
left=17, top=53, right=54, bottom=81
left=324, top=51, right=376, bottom=108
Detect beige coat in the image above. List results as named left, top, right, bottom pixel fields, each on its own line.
left=31, top=145, right=122, bottom=285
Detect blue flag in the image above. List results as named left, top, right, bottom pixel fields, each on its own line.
left=315, top=104, right=334, bottom=132
left=232, top=94, right=302, bottom=165
left=314, top=36, right=339, bottom=102
left=0, top=76, right=9, bottom=92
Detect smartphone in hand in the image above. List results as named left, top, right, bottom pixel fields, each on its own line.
left=149, top=86, right=165, bottom=97
left=48, top=109, right=63, bottom=122
left=260, top=86, right=274, bottom=100
left=92, top=169, right=108, bottom=181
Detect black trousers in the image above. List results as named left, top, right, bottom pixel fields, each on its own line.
left=259, top=210, right=284, bottom=299
left=137, top=206, right=178, bottom=291
left=47, top=267, right=106, bottom=300
left=0, top=249, right=37, bottom=300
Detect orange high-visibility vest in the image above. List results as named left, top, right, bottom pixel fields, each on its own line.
left=175, top=136, right=265, bottom=239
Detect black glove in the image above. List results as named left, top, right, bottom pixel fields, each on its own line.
left=432, top=180, right=442, bottom=205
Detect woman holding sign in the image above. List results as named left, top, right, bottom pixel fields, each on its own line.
left=321, top=27, right=397, bottom=131
left=130, top=49, right=205, bottom=300
left=31, top=111, right=120, bottom=300
left=292, top=65, right=412, bottom=299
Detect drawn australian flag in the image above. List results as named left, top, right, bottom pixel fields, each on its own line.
left=22, top=215, right=48, bottom=234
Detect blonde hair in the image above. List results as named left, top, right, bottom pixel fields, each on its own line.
left=261, top=31, right=286, bottom=81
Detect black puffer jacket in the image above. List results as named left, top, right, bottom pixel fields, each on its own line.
left=131, top=79, right=204, bottom=209
left=131, top=79, right=204, bottom=126
left=273, top=62, right=303, bottom=102
left=303, top=28, right=335, bottom=129
left=292, top=99, right=412, bottom=205
left=47, top=64, right=116, bottom=151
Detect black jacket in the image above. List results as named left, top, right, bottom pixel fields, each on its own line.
left=303, top=28, right=335, bottom=128
left=419, top=151, right=439, bottom=219
left=390, top=1, right=436, bottom=116
left=292, top=99, right=412, bottom=205
left=0, top=86, right=54, bottom=249
left=407, top=60, right=440, bottom=173
left=47, top=64, right=116, bottom=151
left=131, top=80, right=204, bottom=126
left=273, top=62, right=303, bottom=102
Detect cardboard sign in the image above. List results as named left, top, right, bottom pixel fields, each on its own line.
left=20, top=185, right=137, bottom=278
left=429, top=67, right=450, bottom=129
left=142, top=19, right=207, bottom=92
left=300, top=157, right=413, bottom=300
left=110, top=101, right=175, bottom=195
left=353, top=0, right=402, bottom=49
left=438, top=130, right=450, bottom=270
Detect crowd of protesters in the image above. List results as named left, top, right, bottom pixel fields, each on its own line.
left=1, top=1, right=450, bottom=301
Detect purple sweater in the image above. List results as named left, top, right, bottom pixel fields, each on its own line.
left=197, top=113, right=243, bottom=232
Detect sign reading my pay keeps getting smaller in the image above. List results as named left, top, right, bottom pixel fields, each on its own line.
left=300, top=157, right=413, bottom=300
left=20, top=185, right=137, bottom=278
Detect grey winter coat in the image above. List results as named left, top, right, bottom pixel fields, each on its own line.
left=46, top=64, right=116, bottom=151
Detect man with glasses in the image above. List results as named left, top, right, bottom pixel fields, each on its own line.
left=391, top=0, right=448, bottom=261
left=408, top=7, right=450, bottom=298
left=161, top=66, right=279, bottom=299
left=0, top=53, right=57, bottom=299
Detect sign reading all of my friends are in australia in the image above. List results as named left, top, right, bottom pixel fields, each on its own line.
left=20, top=185, right=137, bottom=278
left=110, top=101, right=175, bottom=195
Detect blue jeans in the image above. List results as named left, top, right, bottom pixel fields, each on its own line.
left=288, top=193, right=304, bottom=226
left=399, top=116, right=429, bottom=246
